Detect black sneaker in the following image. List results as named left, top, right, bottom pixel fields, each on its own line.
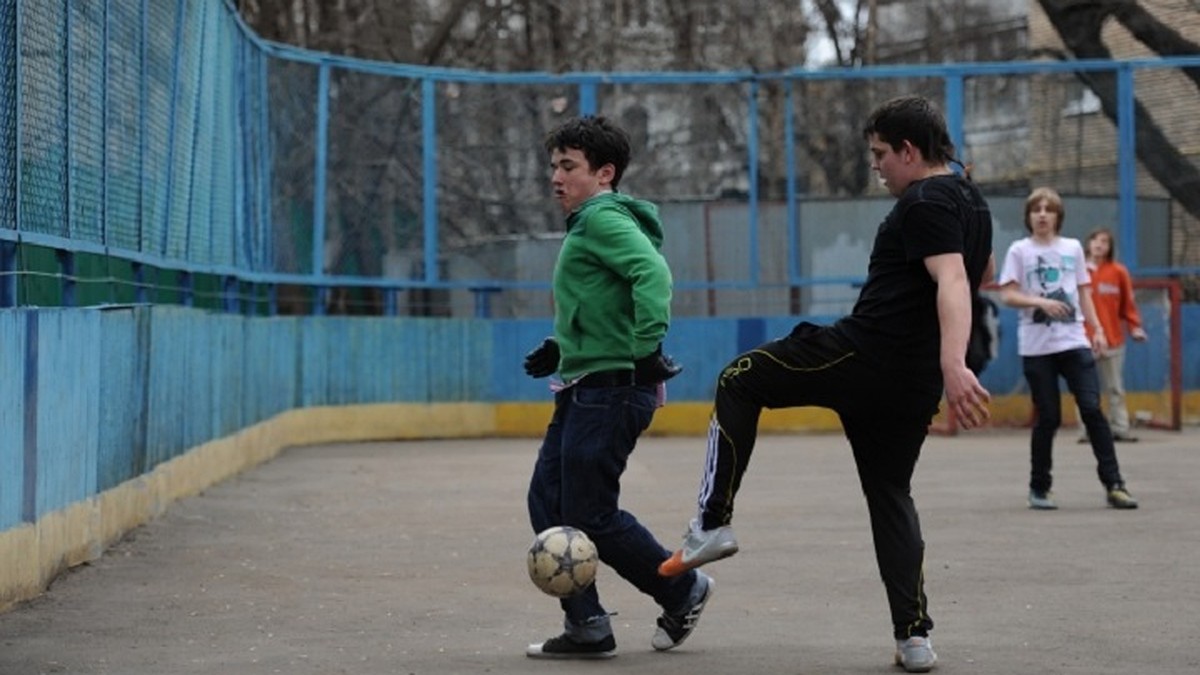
left=526, top=633, right=616, bottom=660
left=651, top=571, right=714, bottom=651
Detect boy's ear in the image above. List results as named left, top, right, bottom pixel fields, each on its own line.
left=596, top=162, right=616, bottom=185
left=902, top=140, right=920, bottom=163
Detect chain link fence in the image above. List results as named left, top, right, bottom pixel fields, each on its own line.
left=2, top=1, right=1198, bottom=316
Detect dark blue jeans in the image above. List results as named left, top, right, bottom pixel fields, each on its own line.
left=1022, top=348, right=1124, bottom=493
left=527, top=383, right=697, bottom=633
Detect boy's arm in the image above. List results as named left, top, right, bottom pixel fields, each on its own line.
left=1119, top=267, right=1147, bottom=341
left=1079, top=285, right=1108, bottom=351
left=925, top=252, right=990, bottom=428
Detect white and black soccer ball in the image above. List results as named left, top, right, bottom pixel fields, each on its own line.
left=527, top=526, right=599, bottom=598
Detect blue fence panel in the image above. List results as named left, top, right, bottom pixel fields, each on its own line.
left=241, top=316, right=299, bottom=423
left=0, top=311, right=26, bottom=529
left=426, top=319, right=489, bottom=403
left=1123, top=298, right=1171, bottom=392
left=143, top=306, right=190, bottom=468
left=208, top=313, right=244, bottom=438
left=488, top=319, right=552, bottom=403
left=382, top=318, right=433, bottom=403
left=97, top=307, right=149, bottom=491
left=34, top=310, right=100, bottom=517
left=293, top=316, right=496, bottom=407
left=353, top=319, right=396, bottom=404
left=1183, top=305, right=1200, bottom=392
left=298, top=316, right=345, bottom=406
left=182, top=309, right=216, bottom=452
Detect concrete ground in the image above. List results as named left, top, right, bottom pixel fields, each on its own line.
left=1, top=427, right=1197, bottom=675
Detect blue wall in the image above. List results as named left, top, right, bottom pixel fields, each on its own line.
left=0, top=306, right=496, bottom=529
left=493, top=306, right=1199, bottom=403
left=2, top=304, right=1195, bottom=534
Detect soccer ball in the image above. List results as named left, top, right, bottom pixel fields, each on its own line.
left=527, top=526, right=599, bottom=598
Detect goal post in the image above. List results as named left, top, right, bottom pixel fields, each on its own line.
left=1123, top=277, right=1183, bottom=431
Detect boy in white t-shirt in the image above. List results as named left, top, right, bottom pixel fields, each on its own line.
left=997, top=187, right=1138, bottom=511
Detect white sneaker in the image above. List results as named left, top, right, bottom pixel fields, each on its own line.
left=651, top=571, right=714, bottom=651
left=894, top=635, right=937, bottom=672
left=657, top=519, right=739, bottom=577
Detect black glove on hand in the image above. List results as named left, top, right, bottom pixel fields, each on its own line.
left=523, top=337, right=560, bottom=378
left=634, top=345, right=683, bottom=385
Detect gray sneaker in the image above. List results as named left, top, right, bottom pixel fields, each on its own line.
left=894, top=635, right=937, bottom=672
left=1028, top=490, right=1058, bottom=510
left=658, top=519, right=739, bottom=577
left=651, top=571, right=714, bottom=651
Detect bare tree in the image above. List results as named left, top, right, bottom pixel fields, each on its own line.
left=236, top=0, right=821, bottom=244
left=1035, top=0, right=1200, bottom=223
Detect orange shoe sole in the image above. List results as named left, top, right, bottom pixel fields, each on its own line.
left=658, top=546, right=738, bottom=577
left=657, top=550, right=693, bottom=577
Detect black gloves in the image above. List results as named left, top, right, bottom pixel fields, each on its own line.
left=634, top=345, right=683, bottom=385
left=523, top=337, right=560, bottom=378
left=523, top=338, right=682, bottom=384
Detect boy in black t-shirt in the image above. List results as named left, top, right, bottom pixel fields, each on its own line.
left=659, top=96, right=994, bottom=673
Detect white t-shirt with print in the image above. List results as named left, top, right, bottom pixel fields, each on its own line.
left=998, top=236, right=1091, bottom=356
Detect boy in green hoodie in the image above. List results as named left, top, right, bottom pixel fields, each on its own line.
left=523, top=115, right=713, bottom=660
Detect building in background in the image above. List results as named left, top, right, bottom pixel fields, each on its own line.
left=1026, top=1, right=1200, bottom=274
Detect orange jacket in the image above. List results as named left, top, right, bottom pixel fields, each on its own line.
left=1084, top=260, right=1142, bottom=347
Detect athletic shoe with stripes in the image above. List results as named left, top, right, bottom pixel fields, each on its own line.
left=651, top=571, right=714, bottom=651
left=658, top=518, right=739, bottom=577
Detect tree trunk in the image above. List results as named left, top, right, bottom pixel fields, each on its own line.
left=1037, top=0, right=1200, bottom=223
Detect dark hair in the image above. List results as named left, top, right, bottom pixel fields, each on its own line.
left=1024, top=187, right=1064, bottom=234
left=544, top=115, right=632, bottom=190
left=862, top=95, right=956, bottom=165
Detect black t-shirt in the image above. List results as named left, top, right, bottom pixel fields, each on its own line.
left=835, top=174, right=993, bottom=392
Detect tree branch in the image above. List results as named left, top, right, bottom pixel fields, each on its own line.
left=1036, top=0, right=1200, bottom=221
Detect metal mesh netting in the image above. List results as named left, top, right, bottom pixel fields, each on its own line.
left=325, top=70, right=424, bottom=279
left=67, top=3, right=103, bottom=244
left=19, top=1, right=67, bottom=238
left=266, top=58, right=317, bottom=276
left=0, top=0, right=13, bottom=233
left=1133, top=66, right=1200, bottom=276
left=13, top=0, right=247, bottom=267
left=104, top=0, right=142, bottom=252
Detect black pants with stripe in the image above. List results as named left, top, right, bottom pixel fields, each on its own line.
left=696, top=321, right=940, bottom=639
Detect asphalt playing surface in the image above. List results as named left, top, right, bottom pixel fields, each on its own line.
left=2, top=427, right=1197, bottom=674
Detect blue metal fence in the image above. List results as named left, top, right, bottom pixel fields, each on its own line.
left=1, top=0, right=1199, bottom=315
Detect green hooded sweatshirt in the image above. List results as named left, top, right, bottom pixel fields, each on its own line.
left=553, top=192, right=672, bottom=382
